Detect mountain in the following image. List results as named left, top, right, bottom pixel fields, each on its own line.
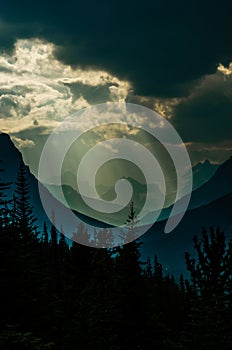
left=180, top=159, right=218, bottom=197
left=159, top=156, right=232, bottom=221
left=1, top=132, right=232, bottom=277
left=141, top=192, right=232, bottom=277
left=191, top=159, right=219, bottom=190
left=0, top=133, right=115, bottom=232
left=45, top=176, right=159, bottom=227
left=0, top=133, right=51, bottom=228
left=46, top=183, right=124, bottom=226
left=0, top=133, right=21, bottom=181
left=1, top=132, right=231, bottom=218
left=189, top=156, right=232, bottom=206
left=45, top=159, right=221, bottom=226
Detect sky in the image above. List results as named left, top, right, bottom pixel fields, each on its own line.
left=0, top=0, right=232, bottom=170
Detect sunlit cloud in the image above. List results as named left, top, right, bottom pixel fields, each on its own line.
left=127, top=93, right=181, bottom=120
left=11, top=136, right=35, bottom=149
left=217, top=63, right=232, bottom=76
left=1, top=37, right=232, bottom=168
left=0, top=38, right=131, bottom=134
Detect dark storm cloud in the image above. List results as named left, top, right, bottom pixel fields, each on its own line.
left=185, top=141, right=232, bottom=165
left=1, top=0, right=232, bottom=98
left=172, top=71, right=232, bottom=142
left=65, top=81, right=116, bottom=105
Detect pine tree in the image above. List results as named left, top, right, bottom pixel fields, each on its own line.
left=50, top=223, right=58, bottom=247
left=185, top=227, right=232, bottom=306
left=183, top=227, right=232, bottom=349
left=0, top=161, right=15, bottom=328
left=11, top=159, right=41, bottom=331
left=14, top=158, right=37, bottom=237
left=120, top=201, right=140, bottom=244
left=154, top=254, right=163, bottom=285
left=50, top=219, right=59, bottom=291
left=144, top=257, right=153, bottom=279
left=71, top=222, right=91, bottom=245
left=0, top=160, right=11, bottom=229
left=93, top=227, right=115, bottom=248
left=114, top=202, right=148, bottom=349
left=42, top=222, right=49, bottom=244
left=77, top=248, right=119, bottom=350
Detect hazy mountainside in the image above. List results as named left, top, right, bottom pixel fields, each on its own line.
left=0, top=133, right=51, bottom=229
left=46, top=175, right=164, bottom=227
left=141, top=192, right=232, bottom=276
left=0, top=132, right=231, bottom=218
left=0, top=133, right=116, bottom=232
left=181, top=159, right=219, bottom=195
left=0, top=132, right=231, bottom=219
left=1, top=132, right=232, bottom=276
left=159, top=156, right=232, bottom=221
left=188, top=156, right=232, bottom=208
left=191, top=159, right=219, bottom=190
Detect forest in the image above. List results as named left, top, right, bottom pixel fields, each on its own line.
left=0, top=159, right=232, bottom=350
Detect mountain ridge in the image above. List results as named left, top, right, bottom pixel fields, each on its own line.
left=1, top=132, right=232, bottom=276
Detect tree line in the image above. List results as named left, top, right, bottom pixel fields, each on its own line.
left=0, top=159, right=232, bottom=349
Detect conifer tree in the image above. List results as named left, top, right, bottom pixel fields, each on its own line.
left=183, top=227, right=232, bottom=349
left=0, top=160, right=11, bottom=229
left=185, top=227, right=232, bottom=306
left=114, top=202, right=147, bottom=349
left=72, top=222, right=91, bottom=245
left=42, top=222, right=49, bottom=244
left=14, top=158, right=37, bottom=237
left=77, top=248, right=119, bottom=350
left=9, top=159, right=41, bottom=332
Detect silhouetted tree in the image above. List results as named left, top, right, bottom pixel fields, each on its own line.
left=42, top=222, right=49, bottom=244
left=114, top=202, right=148, bottom=349
left=14, top=159, right=37, bottom=236
left=0, top=160, right=11, bottom=229
left=0, top=325, right=54, bottom=350
left=183, top=227, right=232, bottom=350
left=72, top=222, right=91, bottom=245
left=185, top=227, right=232, bottom=306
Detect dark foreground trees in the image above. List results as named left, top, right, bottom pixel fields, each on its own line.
left=0, top=222, right=230, bottom=350
left=0, top=159, right=232, bottom=349
left=183, top=227, right=232, bottom=350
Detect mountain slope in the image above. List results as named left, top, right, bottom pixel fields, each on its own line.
left=1, top=132, right=232, bottom=278
left=0, top=133, right=51, bottom=228
left=191, top=159, right=219, bottom=190
left=141, top=192, right=232, bottom=276
left=0, top=133, right=114, bottom=231
left=159, top=156, right=232, bottom=221
left=188, top=156, right=232, bottom=208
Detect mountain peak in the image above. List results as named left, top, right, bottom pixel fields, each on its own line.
left=0, top=132, right=23, bottom=174
left=0, top=132, right=12, bottom=142
left=215, top=155, right=232, bottom=176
